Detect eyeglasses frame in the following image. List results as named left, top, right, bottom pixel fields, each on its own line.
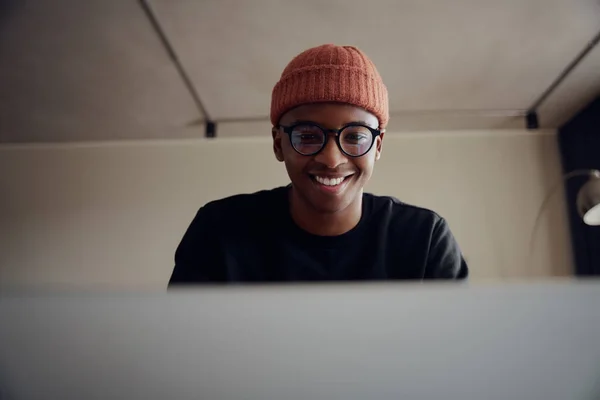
left=277, top=121, right=382, bottom=157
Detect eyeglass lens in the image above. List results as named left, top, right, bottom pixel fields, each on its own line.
left=290, top=124, right=374, bottom=156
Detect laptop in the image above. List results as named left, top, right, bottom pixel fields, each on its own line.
left=1, top=280, right=599, bottom=399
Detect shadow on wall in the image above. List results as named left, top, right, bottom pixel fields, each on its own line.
left=533, top=132, right=573, bottom=277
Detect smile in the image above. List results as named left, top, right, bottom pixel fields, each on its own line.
left=309, top=174, right=355, bottom=193
left=314, top=176, right=348, bottom=186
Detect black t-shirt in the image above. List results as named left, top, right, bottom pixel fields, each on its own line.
left=169, top=186, right=468, bottom=284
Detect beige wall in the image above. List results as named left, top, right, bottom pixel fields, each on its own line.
left=0, top=129, right=572, bottom=290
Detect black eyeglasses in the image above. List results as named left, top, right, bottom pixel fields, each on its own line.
left=278, top=122, right=381, bottom=157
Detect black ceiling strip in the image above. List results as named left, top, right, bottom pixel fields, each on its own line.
left=139, top=0, right=212, bottom=135
left=527, top=30, right=600, bottom=114
left=205, top=121, right=216, bottom=138
left=526, top=111, right=539, bottom=130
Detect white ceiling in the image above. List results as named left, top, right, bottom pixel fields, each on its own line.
left=537, top=40, right=600, bottom=128
left=0, top=0, right=198, bottom=142
left=0, top=0, right=599, bottom=142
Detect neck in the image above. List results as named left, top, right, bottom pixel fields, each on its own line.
left=288, top=188, right=363, bottom=236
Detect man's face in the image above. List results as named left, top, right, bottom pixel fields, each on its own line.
left=273, top=103, right=384, bottom=214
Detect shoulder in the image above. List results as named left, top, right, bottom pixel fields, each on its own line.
left=365, top=192, right=443, bottom=230
left=200, top=186, right=287, bottom=219
left=365, top=193, right=467, bottom=279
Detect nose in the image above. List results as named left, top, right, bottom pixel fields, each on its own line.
left=313, top=134, right=347, bottom=169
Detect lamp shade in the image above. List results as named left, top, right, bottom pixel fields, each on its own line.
left=576, top=171, right=600, bottom=226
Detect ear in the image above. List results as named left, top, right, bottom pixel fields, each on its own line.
left=272, top=127, right=284, bottom=162
left=375, top=130, right=385, bottom=161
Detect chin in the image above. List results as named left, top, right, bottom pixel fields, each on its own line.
left=311, top=200, right=348, bottom=214
left=303, top=179, right=360, bottom=214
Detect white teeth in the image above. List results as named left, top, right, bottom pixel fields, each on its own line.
left=315, top=176, right=346, bottom=186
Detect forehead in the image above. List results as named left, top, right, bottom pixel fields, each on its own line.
left=279, top=103, right=379, bottom=129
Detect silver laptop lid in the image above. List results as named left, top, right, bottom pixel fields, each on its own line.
left=1, top=281, right=599, bottom=400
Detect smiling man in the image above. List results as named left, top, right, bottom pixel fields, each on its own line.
left=169, top=44, right=468, bottom=285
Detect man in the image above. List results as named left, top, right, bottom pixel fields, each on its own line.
left=169, top=44, right=468, bottom=284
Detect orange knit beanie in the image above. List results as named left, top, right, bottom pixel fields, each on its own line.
left=271, top=44, right=389, bottom=128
